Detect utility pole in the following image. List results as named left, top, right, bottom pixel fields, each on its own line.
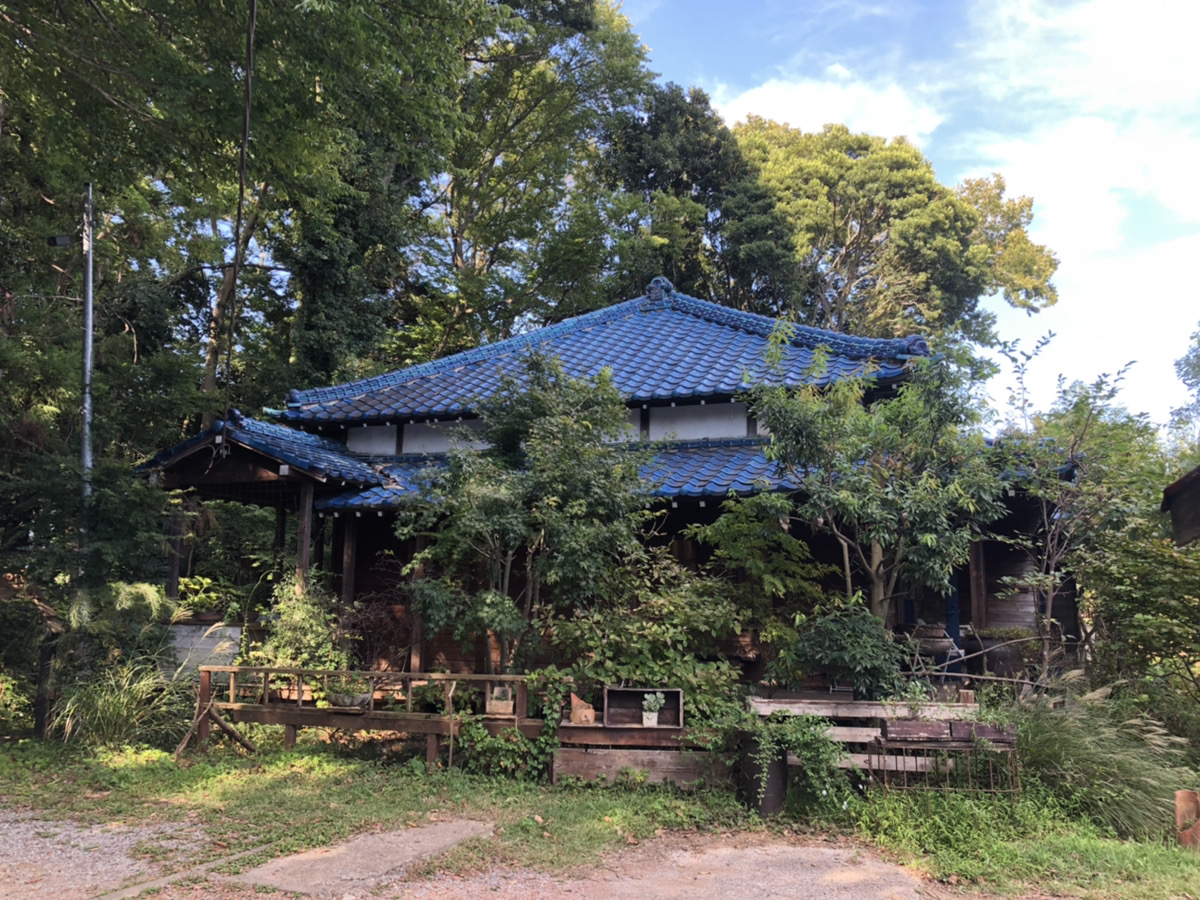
left=81, top=183, right=94, bottom=506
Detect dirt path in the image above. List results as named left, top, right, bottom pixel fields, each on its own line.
left=0, top=806, right=996, bottom=900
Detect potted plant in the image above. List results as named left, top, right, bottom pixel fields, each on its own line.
left=642, top=690, right=666, bottom=726
left=737, top=710, right=844, bottom=817
left=325, top=674, right=372, bottom=709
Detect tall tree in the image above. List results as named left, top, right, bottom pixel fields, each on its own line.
left=753, top=342, right=1007, bottom=621
left=398, top=0, right=650, bottom=363
left=396, top=355, right=650, bottom=670
left=734, top=121, right=1058, bottom=342
left=600, top=83, right=800, bottom=311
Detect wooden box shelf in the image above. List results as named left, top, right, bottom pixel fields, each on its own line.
left=602, top=686, right=683, bottom=728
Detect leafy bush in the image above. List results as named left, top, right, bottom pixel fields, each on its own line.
left=242, top=574, right=350, bottom=671
left=771, top=598, right=906, bottom=700
left=549, top=549, right=744, bottom=728
left=51, top=661, right=194, bottom=750
left=1014, top=682, right=1196, bottom=839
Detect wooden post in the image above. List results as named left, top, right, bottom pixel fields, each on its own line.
left=314, top=516, right=326, bottom=572
left=295, top=480, right=313, bottom=583
left=198, top=669, right=211, bottom=746
left=340, top=513, right=358, bottom=606
left=515, top=681, right=528, bottom=720
left=969, top=541, right=988, bottom=630
left=284, top=724, right=297, bottom=751
left=426, top=734, right=439, bottom=768
left=1177, top=790, right=1200, bottom=849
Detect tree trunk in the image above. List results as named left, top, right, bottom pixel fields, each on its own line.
left=869, top=540, right=888, bottom=620
left=200, top=197, right=263, bottom=427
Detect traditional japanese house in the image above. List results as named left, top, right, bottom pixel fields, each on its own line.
left=147, top=277, right=1041, bottom=670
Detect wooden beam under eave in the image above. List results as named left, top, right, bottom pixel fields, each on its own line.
left=295, top=480, right=314, bottom=582
left=340, top=513, right=357, bottom=607
left=969, top=541, right=988, bottom=630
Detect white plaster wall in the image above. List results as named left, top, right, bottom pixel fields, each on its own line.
left=346, top=424, right=398, bottom=454
left=648, top=402, right=749, bottom=441
left=403, top=418, right=487, bottom=454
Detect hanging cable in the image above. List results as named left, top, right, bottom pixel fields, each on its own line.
left=220, top=0, right=258, bottom=452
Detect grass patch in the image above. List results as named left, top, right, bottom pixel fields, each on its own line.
left=855, top=791, right=1200, bottom=898
left=0, top=733, right=746, bottom=871
left=4, top=732, right=1199, bottom=897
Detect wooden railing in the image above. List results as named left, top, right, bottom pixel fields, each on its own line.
left=195, top=667, right=539, bottom=761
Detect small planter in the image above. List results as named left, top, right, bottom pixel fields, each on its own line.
left=486, top=686, right=514, bottom=716
left=641, top=710, right=659, bottom=727
left=486, top=698, right=515, bottom=716
left=328, top=692, right=371, bottom=709
left=737, top=730, right=788, bottom=817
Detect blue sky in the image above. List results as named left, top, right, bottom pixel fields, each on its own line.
left=623, top=0, right=1200, bottom=428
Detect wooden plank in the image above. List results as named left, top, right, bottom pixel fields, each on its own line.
left=884, top=720, right=952, bottom=741
left=222, top=704, right=458, bottom=734
left=748, top=697, right=979, bottom=721
left=969, top=541, right=988, bottom=629
left=949, top=721, right=1017, bottom=743
left=827, top=726, right=881, bottom=743
left=552, top=748, right=729, bottom=786
left=340, top=513, right=357, bottom=606
left=556, top=723, right=691, bottom=748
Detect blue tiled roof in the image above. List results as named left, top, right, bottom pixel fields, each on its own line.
left=281, top=286, right=929, bottom=425
left=314, top=439, right=793, bottom=511
left=145, top=413, right=390, bottom=487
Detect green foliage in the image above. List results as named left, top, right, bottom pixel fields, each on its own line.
left=999, top=342, right=1175, bottom=678
left=756, top=351, right=1006, bottom=620
left=772, top=599, right=906, bottom=700
left=398, top=354, right=651, bottom=670
left=600, top=82, right=800, bottom=313
left=242, top=574, right=349, bottom=671
left=50, top=661, right=194, bottom=751
left=454, top=667, right=571, bottom=780
left=734, top=121, right=1057, bottom=342
left=686, top=493, right=828, bottom=636
left=549, top=548, right=744, bottom=727
left=744, top=711, right=844, bottom=806
left=1014, top=684, right=1195, bottom=840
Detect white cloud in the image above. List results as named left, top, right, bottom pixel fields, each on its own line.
left=967, top=0, right=1200, bottom=115
left=986, top=233, right=1200, bottom=425
left=714, top=77, right=943, bottom=145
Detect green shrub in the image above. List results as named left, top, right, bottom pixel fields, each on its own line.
left=549, top=549, right=745, bottom=729
left=1015, top=684, right=1196, bottom=839
left=771, top=598, right=906, bottom=699
left=242, top=574, right=349, bottom=671
left=50, top=661, right=194, bottom=750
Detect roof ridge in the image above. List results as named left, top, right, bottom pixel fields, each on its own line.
left=286, top=298, right=645, bottom=408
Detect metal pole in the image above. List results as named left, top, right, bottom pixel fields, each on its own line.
left=81, top=183, right=94, bottom=504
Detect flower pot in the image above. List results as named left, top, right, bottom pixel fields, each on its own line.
left=486, top=698, right=515, bottom=716
left=642, top=711, right=659, bottom=727
left=328, top=692, right=371, bottom=709
left=737, top=730, right=787, bottom=817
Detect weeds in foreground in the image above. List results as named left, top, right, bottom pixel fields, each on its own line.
left=1015, top=684, right=1197, bottom=840
left=855, top=791, right=1200, bottom=899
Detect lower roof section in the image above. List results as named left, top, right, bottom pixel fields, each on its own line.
left=315, top=438, right=796, bottom=512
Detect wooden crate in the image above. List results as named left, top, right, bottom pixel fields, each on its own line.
left=602, top=686, right=683, bottom=728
